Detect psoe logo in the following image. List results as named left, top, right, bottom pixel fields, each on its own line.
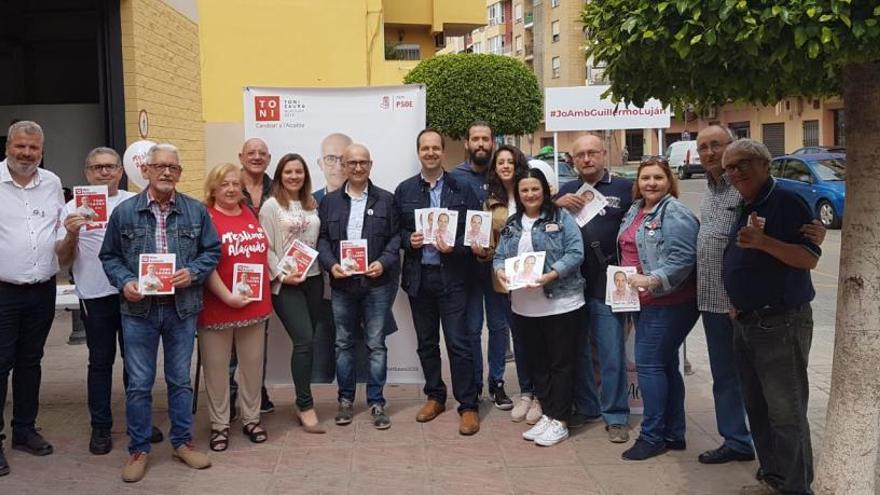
left=379, top=95, right=391, bottom=110
left=394, top=96, right=415, bottom=109
left=255, top=96, right=280, bottom=121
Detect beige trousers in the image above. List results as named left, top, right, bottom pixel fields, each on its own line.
left=198, top=322, right=265, bottom=430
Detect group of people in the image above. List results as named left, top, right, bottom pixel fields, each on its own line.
left=0, top=119, right=823, bottom=493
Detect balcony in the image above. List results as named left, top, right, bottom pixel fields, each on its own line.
left=524, top=12, right=533, bottom=29
left=524, top=44, right=534, bottom=60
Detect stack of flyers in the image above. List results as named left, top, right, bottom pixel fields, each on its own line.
left=340, top=239, right=368, bottom=275
left=605, top=265, right=640, bottom=312
left=573, top=183, right=609, bottom=227
left=139, top=253, right=176, bottom=295
left=278, top=239, right=318, bottom=277
left=232, top=263, right=264, bottom=301
left=73, top=185, right=109, bottom=229
left=414, top=207, right=459, bottom=247
left=504, top=251, right=546, bottom=291
left=463, top=210, right=491, bottom=248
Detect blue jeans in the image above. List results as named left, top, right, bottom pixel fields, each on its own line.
left=122, top=303, right=197, bottom=454
left=81, top=295, right=126, bottom=428
left=573, top=298, right=630, bottom=426
left=466, top=265, right=510, bottom=389
left=333, top=282, right=396, bottom=406
left=633, top=300, right=698, bottom=445
left=702, top=311, right=754, bottom=454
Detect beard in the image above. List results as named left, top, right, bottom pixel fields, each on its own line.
left=469, top=149, right=491, bottom=167
left=6, top=158, right=39, bottom=178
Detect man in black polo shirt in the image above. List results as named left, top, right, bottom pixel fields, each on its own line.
left=555, top=134, right=633, bottom=443
left=721, top=139, right=819, bottom=495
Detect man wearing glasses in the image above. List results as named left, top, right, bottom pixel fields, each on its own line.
left=314, top=132, right=353, bottom=204
left=721, top=139, right=820, bottom=495
left=100, top=143, right=220, bottom=482
left=554, top=133, right=633, bottom=443
left=0, top=121, right=64, bottom=477
left=694, top=126, right=823, bottom=468
left=317, top=144, right=400, bottom=430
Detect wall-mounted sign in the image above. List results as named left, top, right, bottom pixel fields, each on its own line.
left=138, top=109, right=149, bottom=139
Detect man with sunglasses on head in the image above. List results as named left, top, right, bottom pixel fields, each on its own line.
left=100, top=143, right=220, bottom=482
left=694, top=126, right=824, bottom=470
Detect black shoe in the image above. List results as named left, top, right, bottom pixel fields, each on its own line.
left=621, top=439, right=666, bottom=461
left=150, top=426, right=164, bottom=444
left=698, top=445, right=756, bottom=464
left=0, top=445, right=8, bottom=477
left=568, top=413, right=602, bottom=429
left=665, top=439, right=686, bottom=450
left=260, top=388, right=275, bottom=414
left=489, top=382, right=513, bottom=411
left=370, top=404, right=391, bottom=430
left=335, top=400, right=354, bottom=426
left=12, top=431, right=53, bottom=456
left=89, top=426, right=113, bottom=455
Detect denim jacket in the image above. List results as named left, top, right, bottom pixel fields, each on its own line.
left=99, top=190, right=221, bottom=318
left=493, top=208, right=585, bottom=299
left=617, top=194, right=699, bottom=297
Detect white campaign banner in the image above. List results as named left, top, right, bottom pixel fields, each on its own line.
left=545, top=85, right=671, bottom=131
left=243, top=85, right=426, bottom=384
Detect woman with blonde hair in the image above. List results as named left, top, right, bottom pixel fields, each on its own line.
left=199, top=163, right=272, bottom=451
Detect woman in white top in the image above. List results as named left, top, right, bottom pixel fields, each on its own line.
left=259, top=153, right=325, bottom=433
left=493, top=168, right=586, bottom=447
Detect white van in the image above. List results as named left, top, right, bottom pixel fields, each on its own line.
left=664, top=140, right=703, bottom=179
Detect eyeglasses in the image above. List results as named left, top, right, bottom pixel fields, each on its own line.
left=86, top=164, right=120, bottom=173
left=322, top=154, right=344, bottom=167
left=344, top=160, right=372, bottom=170
left=573, top=150, right=603, bottom=160
left=723, top=158, right=755, bottom=175
left=697, top=141, right=731, bottom=153
left=147, top=163, right=183, bottom=174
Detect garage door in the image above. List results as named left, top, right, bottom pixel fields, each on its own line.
left=762, top=123, right=786, bottom=157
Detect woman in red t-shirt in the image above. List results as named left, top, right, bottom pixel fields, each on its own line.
left=199, top=163, right=272, bottom=451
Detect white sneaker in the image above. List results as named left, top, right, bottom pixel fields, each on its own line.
left=535, top=419, right=569, bottom=447
left=522, top=415, right=551, bottom=441
left=511, top=395, right=532, bottom=423
left=525, top=399, right=543, bottom=425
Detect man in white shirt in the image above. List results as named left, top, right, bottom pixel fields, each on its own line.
left=56, top=147, right=165, bottom=456
left=0, top=121, right=64, bottom=476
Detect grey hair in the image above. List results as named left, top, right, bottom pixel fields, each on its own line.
left=85, top=147, right=121, bottom=167
left=699, top=124, right=736, bottom=141
left=146, top=143, right=180, bottom=164
left=723, top=138, right=772, bottom=165
left=7, top=120, right=44, bottom=141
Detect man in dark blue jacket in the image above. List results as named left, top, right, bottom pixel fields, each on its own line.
left=317, top=144, right=400, bottom=430
left=100, top=144, right=220, bottom=482
left=394, top=129, right=482, bottom=435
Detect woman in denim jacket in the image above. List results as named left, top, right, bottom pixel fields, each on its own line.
left=493, top=168, right=585, bottom=447
left=616, top=157, right=700, bottom=461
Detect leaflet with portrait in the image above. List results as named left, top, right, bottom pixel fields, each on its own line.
left=278, top=239, right=318, bottom=278
left=605, top=265, right=640, bottom=312
left=463, top=210, right=491, bottom=248
left=504, top=251, right=546, bottom=291
left=139, top=253, right=176, bottom=295
left=433, top=209, right=458, bottom=247
left=340, top=239, right=368, bottom=275
left=73, top=185, right=109, bottom=229
left=573, top=183, right=609, bottom=227
left=414, top=207, right=438, bottom=244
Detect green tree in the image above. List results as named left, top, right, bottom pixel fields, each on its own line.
left=581, top=1, right=880, bottom=493
left=404, top=53, right=542, bottom=140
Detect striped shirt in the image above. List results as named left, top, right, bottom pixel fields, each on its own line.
left=147, top=191, right=175, bottom=254
left=696, top=173, right=741, bottom=313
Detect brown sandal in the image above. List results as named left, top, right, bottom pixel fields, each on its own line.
left=243, top=422, right=268, bottom=443
left=210, top=428, right=229, bottom=451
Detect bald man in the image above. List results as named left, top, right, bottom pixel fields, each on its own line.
left=239, top=138, right=272, bottom=211
left=554, top=134, right=634, bottom=443
left=314, top=132, right=353, bottom=204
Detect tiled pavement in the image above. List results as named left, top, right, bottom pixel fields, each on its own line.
left=1, top=310, right=835, bottom=494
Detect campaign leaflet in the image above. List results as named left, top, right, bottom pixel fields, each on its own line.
left=573, top=182, right=609, bottom=227
left=278, top=239, right=318, bottom=277
left=434, top=209, right=458, bottom=247
left=73, top=185, right=109, bottom=230
left=605, top=265, right=640, bottom=312
left=138, top=253, right=175, bottom=295
left=504, top=251, right=546, bottom=291
left=463, top=210, right=491, bottom=248
left=414, top=207, right=438, bottom=244
left=340, top=239, right=368, bottom=275
left=232, top=263, right=264, bottom=301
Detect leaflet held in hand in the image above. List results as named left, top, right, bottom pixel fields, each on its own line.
left=504, top=251, right=546, bottom=291
left=463, top=210, right=491, bottom=248
left=73, top=185, right=109, bottom=229
left=139, top=253, right=175, bottom=295
left=573, top=183, right=609, bottom=227
left=232, top=263, right=264, bottom=301
left=605, top=265, right=640, bottom=312
left=278, top=239, right=318, bottom=277
left=340, top=239, right=368, bottom=275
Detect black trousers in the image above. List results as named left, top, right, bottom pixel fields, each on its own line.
left=408, top=266, right=478, bottom=413
left=0, top=278, right=56, bottom=441
left=513, top=305, right=585, bottom=422
left=81, top=294, right=126, bottom=428
left=733, top=304, right=814, bottom=495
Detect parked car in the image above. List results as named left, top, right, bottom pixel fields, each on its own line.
left=769, top=153, right=846, bottom=228
left=664, top=140, right=703, bottom=179
left=791, top=145, right=846, bottom=155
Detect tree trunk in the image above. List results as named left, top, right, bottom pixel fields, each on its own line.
left=814, top=60, right=880, bottom=494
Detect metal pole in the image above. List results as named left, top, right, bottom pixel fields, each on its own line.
left=553, top=131, right=560, bottom=190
